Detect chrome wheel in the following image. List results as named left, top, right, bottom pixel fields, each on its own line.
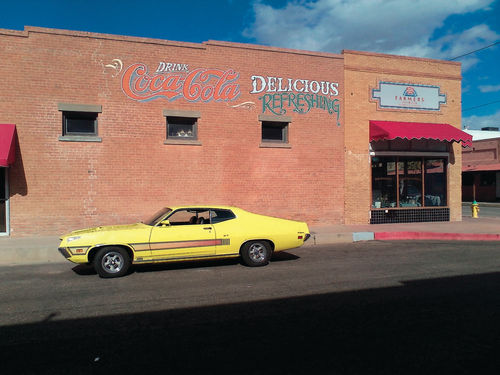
left=249, top=243, right=267, bottom=262
left=241, top=240, right=271, bottom=267
left=101, top=251, right=124, bottom=273
left=94, top=247, right=131, bottom=278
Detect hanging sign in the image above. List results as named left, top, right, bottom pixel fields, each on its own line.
left=372, top=82, right=446, bottom=111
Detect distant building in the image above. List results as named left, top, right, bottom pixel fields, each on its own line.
left=462, top=128, right=500, bottom=202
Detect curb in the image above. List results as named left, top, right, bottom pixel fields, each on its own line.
left=371, top=232, right=500, bottom=242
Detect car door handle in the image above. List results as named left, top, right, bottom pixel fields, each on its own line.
left=203, top=227, right=212, bottom=230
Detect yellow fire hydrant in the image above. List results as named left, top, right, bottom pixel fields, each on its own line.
left=471, top=200, right=480, bottom=218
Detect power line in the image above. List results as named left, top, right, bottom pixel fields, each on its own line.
left=462, top=99, right=500, bottom=112
left=449, top=40, right=500, bottom=60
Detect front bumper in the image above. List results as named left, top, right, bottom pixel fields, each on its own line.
left=58, top=247, right=71, bottom=259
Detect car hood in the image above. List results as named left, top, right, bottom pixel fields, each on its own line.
left=64, top=223, right=146, bottom=237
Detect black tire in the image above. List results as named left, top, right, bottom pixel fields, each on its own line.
left=94, top=247, right=131, bottom=278
left=240, top=240, right=271, bottom=267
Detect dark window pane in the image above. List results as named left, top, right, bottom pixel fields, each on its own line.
left=64, top=112, right=97, bottom=134
left=0, top=169, right=5, bottom=233
left=399, top=158, right=422, bottom=207
left=480, top=171, right=496, bottom=186
left=462, top=173, right=474, bottom=186
left=167, top=117, right=196, bottom=139
left=0, top=200, right=5, bottom=233
left=262, top=121, right=287, bottom=142
left=425, top=159, right=446, bottom=206
left=0, top=168, right=5, bottom=200
left=210, top=209, right=236, bottom=223
left=371, top=157, right=397, bottom=208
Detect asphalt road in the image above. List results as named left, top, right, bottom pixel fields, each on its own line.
left=2, top=240, right=500, bottom=374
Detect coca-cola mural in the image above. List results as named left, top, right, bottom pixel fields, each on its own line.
left=121, top=62, right=241, bottom=103
left=114, top=60, right=341, bottom=125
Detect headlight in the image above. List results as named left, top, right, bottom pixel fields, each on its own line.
left=67, top=236, right=81, bottom=243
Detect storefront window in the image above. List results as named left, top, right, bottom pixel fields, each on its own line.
left=371, top=157, right=397, bottom=208
left=371, top=156, right=447, bottom=209
left=0, top=168, right=6, bottom=233
left=399, top=158, right=422, bottom=207
left=425, top=159, right=447, bottom=206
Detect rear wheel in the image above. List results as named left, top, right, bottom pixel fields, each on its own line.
left=94, top=247, right=131, bottom=278
left=241, top=241, right=271, bottom=267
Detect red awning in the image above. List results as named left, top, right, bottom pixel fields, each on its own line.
left=463, top=163, right=500, bottom=172
left=370, top=120, right=472, bottom=148
left=0, top=124, right=16, bottom=167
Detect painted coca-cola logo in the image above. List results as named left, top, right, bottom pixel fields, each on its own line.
left=121, top=62, right=241, bottom=102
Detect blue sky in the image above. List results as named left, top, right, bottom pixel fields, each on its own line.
left=1, top=0, right=499, bottom=129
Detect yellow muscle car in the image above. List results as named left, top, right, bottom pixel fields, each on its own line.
left=58, top=205, right=310, bottom=278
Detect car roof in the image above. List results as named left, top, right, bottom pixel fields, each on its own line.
left=169, top=205, right=241, bottom=211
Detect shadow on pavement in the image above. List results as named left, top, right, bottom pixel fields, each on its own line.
left=71, top=251, right=300, bottom=276
left=2, top=271, right=500, bottom=374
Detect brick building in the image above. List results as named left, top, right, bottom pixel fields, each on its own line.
left=0, top=27, right=471, bottom=236
left=462, top=129, right=500, bottom=202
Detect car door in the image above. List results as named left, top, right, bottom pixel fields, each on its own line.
left=210, top=209, right=239, bottom=256
left=149, top=208, right=216, bottom=260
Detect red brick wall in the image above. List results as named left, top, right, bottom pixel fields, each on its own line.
left=0, top=27, right=345, bottom=236
left=463, top=138, right=500, bottom=165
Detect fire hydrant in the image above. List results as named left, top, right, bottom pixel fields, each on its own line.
left=471, top=200, right=480, bottom=218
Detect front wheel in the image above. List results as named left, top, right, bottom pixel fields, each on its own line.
left=240, top=241, right=271, bottom=267
left=94, top=247, right=131, bottom=278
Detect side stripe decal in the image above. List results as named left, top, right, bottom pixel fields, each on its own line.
left=130, top=238, right=230, bottom=252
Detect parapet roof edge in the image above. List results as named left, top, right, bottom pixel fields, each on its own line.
left=342, top=49, right=461, bottom=66
left=2, top=26, right=206, bottom=49
left=0, top=26, right=345, bottom=58
left=204, top=40, right=344, bottom=59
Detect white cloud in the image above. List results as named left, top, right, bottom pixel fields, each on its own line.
left=479, top=84, right=500, bottom=93
left=246, top=0, right=498, bottom=67
left=463, top=109, right=500, bottom=129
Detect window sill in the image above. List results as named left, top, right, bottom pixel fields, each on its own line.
left=164, top=139, right=202, bottom=146
left=259, top=142, right=291, bottom=149
left=58, top=135, right=102, bottom=142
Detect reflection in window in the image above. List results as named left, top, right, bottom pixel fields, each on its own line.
left=371, top=157, right=397, bottom=208
left=167, top=117, right=197, bottom=139
left=371, top=157, right=447, bottom=208
left=399, top=158, right=422, bottom=207
left=425, top=159, right=447, bottom=206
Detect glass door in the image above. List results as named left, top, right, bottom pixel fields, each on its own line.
left=0, top=168, right=7, bottom=234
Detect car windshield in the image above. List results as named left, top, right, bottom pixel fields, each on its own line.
left=142, top=207, right=172, bottom=226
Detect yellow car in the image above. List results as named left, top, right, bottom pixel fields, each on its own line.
left=58, top=205, right=310, bottom=278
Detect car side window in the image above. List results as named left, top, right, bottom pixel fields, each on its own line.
left=210, top=209, right=236, bottom=224
left=167, top=209, right=210, bottom=225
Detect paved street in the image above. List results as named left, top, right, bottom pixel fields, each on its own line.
left=2, top=240, right=500, bottom=374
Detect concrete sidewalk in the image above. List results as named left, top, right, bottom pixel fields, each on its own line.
left=308, top=215, right=500, bottom=245
left=0, top=216, right=499, bottom=266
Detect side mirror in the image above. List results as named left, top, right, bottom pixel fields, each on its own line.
left=159, top=220, right=171, bottom=227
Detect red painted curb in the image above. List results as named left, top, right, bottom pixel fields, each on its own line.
left=374, top=232, right=500, bottom=241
